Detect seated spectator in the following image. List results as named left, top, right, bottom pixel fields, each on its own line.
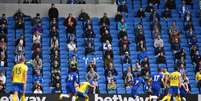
left=32, top=13, right=41, bottom=26
left=162, top=7, right=172, bottom=19
left=50, top=26, right=58, bottom=37
left=124, top=69, right=133, bottom=88
left=0, top=14, right=7, bottom=26
left=132, top=61, right=142, bottom=74
left=0, top=72, right=6, bottom=85
left=0, top=80, right=5, bottom=94
left=165, top=0, right=176, bottom=9
left=84, top=19, right=93, bottom=31
left=171, top=38, right=180, bottom=53
left=33, top=84, right=43, bottom=94
left=69, top=55, right=78, bottom=72
left=15, top=53, right=25, bottom=63
left=107, top=71, right=116, bottom=90
left=86, top=67, right=99, bottom=81
left=120, top=44, right=129, bottom=55
left=145, top=3, right=155, bottom=13
left=84, top=25, right=95, bottom=38
left=184, top=11, right=192, bottom=23
left=103, top=40, right=112, bottom=51
left=190, top=45, right=199, bottom=64
left=64, top=13, right=77, bottom=34
left=136, top=31, right=145, bottom=44
left=169, top=21, right=180, bottom=42
left=104, top=54, right=113, bottom=68
left=32, top=81, right=43, bottom=93
left=175, top=48, right=186, bottom=64
left=115, top=12, right=123, bottom=22
left=118, top=28, right=127, bottom=39
left=50, top=18, right=58, bottom=28
left=195, top=60, right=201, bottom=73
left=15, top=38, right=24, bottom=55
left=100, top=23, right=109, bottom=35
left=48, top=4, right=59, bottom=19
left=33, top=30, right=41, bottom=44
left=196, top=69, right=201, bottom=93
left=156, top=52, right=166, bottom=64
left=104, top=47, right=113, bottom=59
left=33, top=55, right=42, bottom=71
left=32, top=47, right=41, bottom=58
left=117, top=1, right=128, bottom=15
left=105, top=63, right=118, bottom=77
left=50, top=36, right=59, bottom=50
left=141, top=57, right=149, bottom=68
left=32, top=23, right=43, bottom=33
left=154, top=35, right=164, bottom=55
left=184, top=20, right=194, bottom=31
left=101, top=30, right=112, bottom=43
left=100, top=13, right=110, bottom=26
left=0, top=23, right=7, bottom=34
left=67, top=40, right=77, bottom=52
left=121, top=51, right=131, bottom=64
left=87, top=60, right=97, bottom=72
left=136, top=8, right=145, bottom=18
left=118, top=18, right=127, bottom=31
left=52, top=60, right=60, bottom=70
left=137, top=41, right=146, bottom=52
left=85, top=42, right=95, bottom=55
left=120, top=35, right=129, bottom=47
left=178, top=1, right=188, bottom=18
left=51, top=75, right=61, bottom=87
left=52, top=83, right=62, bottom=94
left=78, top=9, right=90, bottom=22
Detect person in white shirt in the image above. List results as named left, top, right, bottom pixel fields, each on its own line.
left=103, top=40, right=112, bottom=51
left=0, top=72, right=6, bottom=84
left=67, top=40, right=77, bottom=51
left=154, top=35, right=164, bottom=48
left=33, top=31, right=41, bottom=44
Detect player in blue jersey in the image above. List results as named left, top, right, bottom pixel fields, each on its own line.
left=60, top=72, right=79, bottom=100
left=151, top=68, right=164, bottom=96
left=131, top=73, right=145, bottom=97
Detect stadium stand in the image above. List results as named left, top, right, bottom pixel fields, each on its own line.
left=0, top=0, right=201, bottom=95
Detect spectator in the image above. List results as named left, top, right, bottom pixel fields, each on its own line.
left=141, top=57, right=149, bottom=68
left=121, top=51, right=131, bottom=64
left=0, top=23, right=7, bottom=34
left=85, top=42, right=95, bottom=55
left=124, top=68, right=133, bottom=88
left=120, top=35, right=129, bottom=47
left=50, top=36, right=59, bottom=50
left=14, top=9, right=25, bottom=31
left=100, top=13, right=110, bottom=26
left=175, top=48, right=186, bottom=64
left=69, top=55, right=78, bottom=72
left=145, top=3, right=155, bottom=13
left=33, top=83, right=43, bottom=94
left=64, top=13, right=77, bottom=34
left=107, top=71, right=116, bottom=90
left=162, top=7, right=172, bottom=19
left=118, top=18, right=127, bottom=31
left=0, top=72, right=6, bottom=84
left=50, top=18, right=57, bottom=27
left=32, top=81, right=43, bottom=93
left=0, top=14, right=7, bottom=25
left=165, top=0, right=176, bottom=9
left=87, top=60, right=96, bottom=72
left=86, top=67, right=99, bottom=81
left=33, top=55, right=42, bottom=71
left=0, top=80, right=5, bottom=94
left=103, top=40, right=112, bottom=51
left=32, top=13, right=41, bottom=26
left=101, top=30, right=112, bottom=43
left=115, top=12, right=123, bottom=22
left=15, top=37, right=24, bottom=55
left=32, top=23, right=43, bottom=33
left=156, top=52, right=166, bottom=64
left=33, top=30, right=41, bottom=44
left=53, top=83, right=62, bottom=94
left=104, top=54, right=113, bottom=68
left=196, top=69, right=201, bottom=93
left=32, top=47, right=41, bottom=58
left=52, top=75, right=61, bottom=87
left=154, top=35, right=164, bottom=55
left=33, top=70, right=43, bottom=83
left=190, top=45, right=199, bottom=64
left=136, top=8, right=145, bottom=18
left=78, top=9, right=90, bottom=22
left=120, top=44, right=129, bottom=55
left=118, top=28, right=127, bottom=39
left=84, top=25, right=95, bottom=38
left=67, top=40, right=77, bottom=52
left=105, top=63, right=118, bottom=77
left=48, top=4, right=59, bottom=19
left=104, top=46, right=113, bottom=59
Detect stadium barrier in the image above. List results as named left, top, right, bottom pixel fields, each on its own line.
left=0, top=94, right=199, bottom=101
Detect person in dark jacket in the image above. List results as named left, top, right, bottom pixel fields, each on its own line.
left=48, top=4, right=59, bottom=19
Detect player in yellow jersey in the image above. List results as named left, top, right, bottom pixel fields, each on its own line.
left=161, top=67, right=181, bottom=101
left=11, top=57, right=28, bottom=101
left=75, top=81, right=95, bottom=101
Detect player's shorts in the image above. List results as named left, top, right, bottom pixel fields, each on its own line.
left=152, top=86, right=161, bottom=96
left=13, top=83, right=24, bottom=93
left=66, top=83, right=76, bottom=94
left=76, top=91, right=88, bottom=97
left=169, top=86, right=180, bottom=95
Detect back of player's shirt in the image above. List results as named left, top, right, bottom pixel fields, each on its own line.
left=12, top=63, right=28, bottom=84
left=152, top=73, right=163, bottom=87
left=66, top=72, right=79, bottom=85
left=169, top=71, right=181, bottom=87
left=132, top=77, right=145, bottom=88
